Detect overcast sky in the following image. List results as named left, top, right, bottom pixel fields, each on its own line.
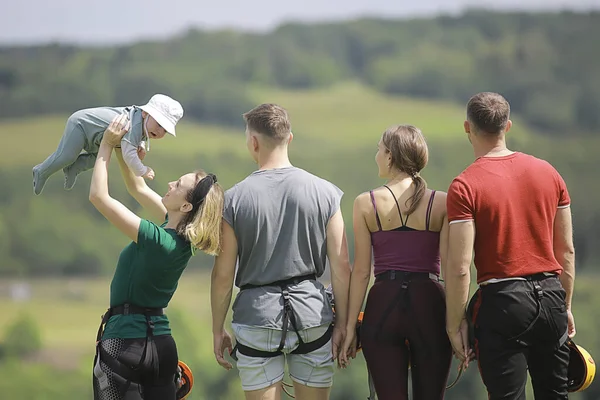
left=1, top=0, right=598, bottom=45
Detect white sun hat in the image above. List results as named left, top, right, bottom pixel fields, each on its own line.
left=140, top=94, right=184, bottom=136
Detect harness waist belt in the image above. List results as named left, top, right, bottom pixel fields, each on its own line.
left=525, top=272, right=558, bottom=281
left=480, top=272, right=557, bottom=286
left=240, top=273, right=317, bottom=291
left=110, top=304, right=164, bottom=317
left=375, top=270, right=439, bottom=283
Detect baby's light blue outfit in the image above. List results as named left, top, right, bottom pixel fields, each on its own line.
left=32, top=105, right=147, bottom=195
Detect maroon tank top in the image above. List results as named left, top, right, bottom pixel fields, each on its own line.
left=370, top=186, right=441, bottom=276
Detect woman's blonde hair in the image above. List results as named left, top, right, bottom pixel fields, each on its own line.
left=176, top=170, right=224, bottom=256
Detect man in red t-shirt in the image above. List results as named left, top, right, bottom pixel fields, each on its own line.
left=445, top=92, right=576, bottom=399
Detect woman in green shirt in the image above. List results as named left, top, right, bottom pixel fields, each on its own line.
left=89, top=115, right=224, bottom=400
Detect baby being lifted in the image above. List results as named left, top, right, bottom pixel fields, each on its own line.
left=32, top=94, right=184, bottom=195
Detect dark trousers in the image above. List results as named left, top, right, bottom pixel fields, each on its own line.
left=470, top=275, right=570, bottom=400
left=93, top=335, right=179, bottom=400
left=360, top=275, right=452, bottom=400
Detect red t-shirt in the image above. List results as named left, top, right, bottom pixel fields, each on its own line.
left=447, top=152, right=570, bottom=284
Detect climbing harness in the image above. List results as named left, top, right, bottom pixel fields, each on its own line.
left=94, top=304, right=163, bottom=397
left=229, top=274, right=333, bottom=361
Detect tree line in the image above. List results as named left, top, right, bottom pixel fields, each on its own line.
left=0, top=10, right=599, bottom=135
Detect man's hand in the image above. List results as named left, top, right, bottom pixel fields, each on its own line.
left=143, top=167, right=155, bottom=180
left=213, top=329, right=234, bottom=370
left=102, top=115, right=130, bottom=147
left=331, top=325, right=345, bottom=368
left=567, top=308, right=576, bottom=338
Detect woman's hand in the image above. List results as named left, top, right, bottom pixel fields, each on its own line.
left=102, top=114, right=130, bottom=148
left=338, top=325, right=357, bottom=368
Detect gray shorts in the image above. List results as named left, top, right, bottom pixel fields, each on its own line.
left=232, top=322, right=334, bottom=392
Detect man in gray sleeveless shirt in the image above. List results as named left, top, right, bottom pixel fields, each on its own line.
left=210, top=103, right=351, bottom=400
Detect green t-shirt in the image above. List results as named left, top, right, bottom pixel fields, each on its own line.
left=101, top=218, right=192, bottom=339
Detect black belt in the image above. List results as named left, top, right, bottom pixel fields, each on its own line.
left=111, top=304, right=164, bottom=317
left=231, top=273, right=332, bottom=360
left=480, top=271, right=558, bottom=287
left=240, top=273, right=317, bottom=291
left=525, top=272, right=558, bottom=281
left=375, top=270, right=440, bottom=283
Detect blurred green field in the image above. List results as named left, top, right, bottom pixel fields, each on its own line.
left=1, top=82, right=534, bottom=169
left=0, top=270, right=218, bottom=353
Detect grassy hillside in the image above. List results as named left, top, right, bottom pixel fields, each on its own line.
left=2, top=81, right=598, bottom=278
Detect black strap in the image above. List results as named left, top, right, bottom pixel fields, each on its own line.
left=111, top=304, right=164, bottom=316
left=365, top=271, right=439, bottom=343
left=506, top=281, right=544, bottom=345
left=425, top=190, right=436, bottom=231
left=98, top=344, right=144, bottom=383
left=383, top=185, right=407, bottom=227
left=375, top=270, right=438, bottom=283
left=240, top=273, right=316, bottom=291
left=280, top=288, right=304, bottom=350
left=95, top=304, right=162, bottom=344
left=233, top=324, right=334, bottom=359
left=477, top=275, right=555, bottom=346
left=292, top=324, right=333, bottom=354
left=370, top=278, right=411, bottom=342
left=525, top=272, right=557, bottom=281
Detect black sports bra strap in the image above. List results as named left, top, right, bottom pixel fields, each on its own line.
left=383, top=185, right=406, bottom=226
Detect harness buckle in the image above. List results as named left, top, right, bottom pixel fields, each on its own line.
left=534, top=282, right=543, bottom=300
left=123, top=303, right=130, bottom=316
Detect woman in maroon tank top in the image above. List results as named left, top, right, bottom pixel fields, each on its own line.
left=339, top=125, right=453, bottom=400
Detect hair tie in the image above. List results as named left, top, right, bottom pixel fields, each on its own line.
left=191, top=173, right=217, bottom=209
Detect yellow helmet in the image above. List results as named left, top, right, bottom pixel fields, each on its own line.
left=175, top=360, right=194, bottom=399
left=567, top=339, right=596, bottom=392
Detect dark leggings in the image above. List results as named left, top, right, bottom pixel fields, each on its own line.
left=360, top=277, right=452, bottom=400
left=93, top=335, right=179, bottom=400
